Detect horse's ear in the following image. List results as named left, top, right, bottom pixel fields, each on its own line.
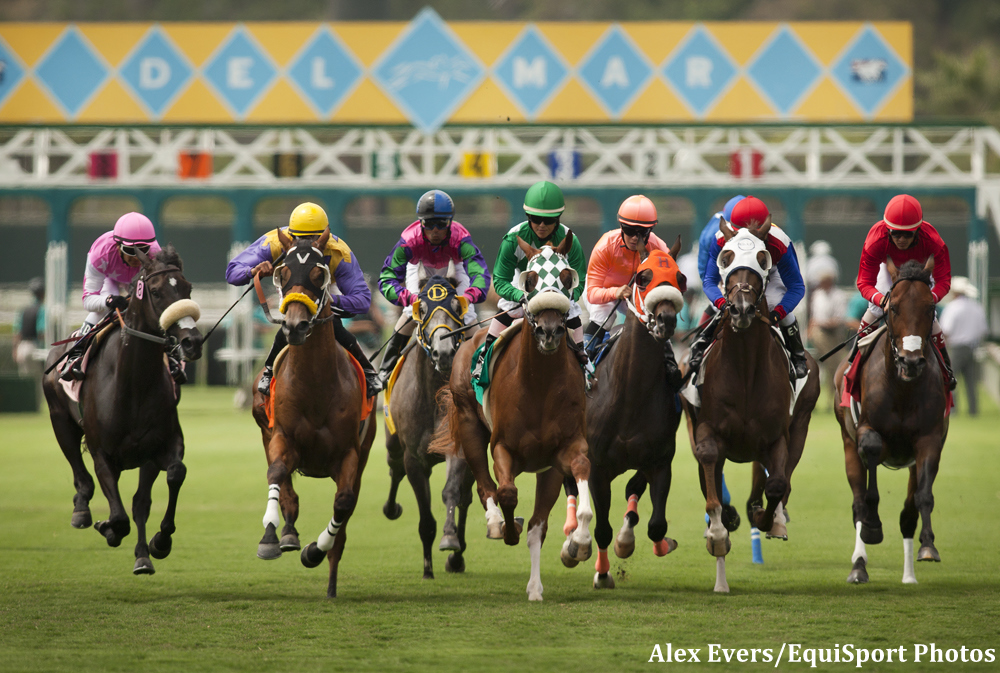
left=754, top=215, right=772, bottom=240
left=559, top=268, right=574, bottom=291
left=719, top=217, right=735, bottom=241
left=555, top=229, right=574, bottom=256
left=636, top=268, right=653, bottom=291
left=417, top=261, right=429, bottom=288
left=668, top=235, right=682, bottom=260
left=446, top=259, right=459, bottom=288
left=675, top=269, right=687, bottom=294
left=638, top=236, right=649, bottom=262
left=923, top=254, right=935, bottom=274
left=316, top=229, right=330, bottom=251
left=886, top=257, right=899, bottom=281
left=135, top=246, right=153, bottom=267
left=517, top=236, right=540, bottom=260
left=277, top=228, right=293, bottom=251
left=523, top=271, right=539, bottom=294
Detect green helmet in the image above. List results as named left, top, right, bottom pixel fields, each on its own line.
left=523, top=181, right=565, bottom=217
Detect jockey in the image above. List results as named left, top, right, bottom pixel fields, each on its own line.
left=852, top=193, right=956, bottom=389
left=471, top=180, right=589, bottom=380
left=689, top=196, right=808, bottom=379
left=583, top=194, right=682, bottom=389
left=58, top=212, right=178, bottom=381
left=375, top=189, right=491, bottom=387
left=226, top=202, right=379, bottom=398
left=693, top=195, right=745, bottom=327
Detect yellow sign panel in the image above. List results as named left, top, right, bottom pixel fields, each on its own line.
left=459, top=152, right=495, bottom=179
left=0, top=11, right=911, bottom=127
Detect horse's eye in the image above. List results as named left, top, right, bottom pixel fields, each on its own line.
left=150, top=289, right=160, bottom=298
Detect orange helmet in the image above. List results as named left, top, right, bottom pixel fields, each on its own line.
left=617, top=195, right=657, bottom=229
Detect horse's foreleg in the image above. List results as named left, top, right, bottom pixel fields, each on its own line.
left=900, top=466, right=919, bottom=584
left=301, top=448, right=362, bottom=599
left=440, top=454, right=466, bottom=552
left=647, top=464, right=678, bottom=557
left=455, top=411, right=496, bottom=512
left=527, top=469, right=562, bottom=601
left=560, top=440, right=592, bottom=565
left=276, top=475, right=300, bottom=552
left=403, top=449, right=437, bottom=579
left=492, top=443, right=521, bottom=546
left=91, top=452, right=130, bottom=548
left=383, top=431, right=405, bottom=520
left=259, top=433, right=293, bottom=560
left=613, top=473, right=645, bottom=560
left=561, top=476, right=578, bottom=536
left=857, top=427, right=884, bottom=544
left=693, top=427, right=728, bottom=558
left=46, top=400, right=92, bottom=528
left=914, top=437, right=942, bottom=564
left=757, top=438, right=789, bottom=538
left=444, top=460, right=474, bottom=573
left=588, top=473, right=614, bottom=586
left=843, top=428, right=870, bottom=583
left=149, top=446, right=186, bottom=562
left=131, top=462, right=159, bottom=575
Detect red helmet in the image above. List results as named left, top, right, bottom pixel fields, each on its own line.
left=112, top=212, right=156, bottom=244
left=729, top=196, right=770, bottom=229
left=617, top=195, right=657, bottom=228
left=883, top=194, right=924, bottom=231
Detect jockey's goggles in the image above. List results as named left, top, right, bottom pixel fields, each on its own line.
left=527, top=214, right=559, bottom=226
left=421, top=218, right=451, bottom=231
left=120, top=243, right=151, bottom=257
left=889, top=229, right=917, bottom=239
left=620, top=224, right=651, bottom=240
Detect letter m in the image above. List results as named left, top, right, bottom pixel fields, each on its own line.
left=513, top=57, right=546, bottom=88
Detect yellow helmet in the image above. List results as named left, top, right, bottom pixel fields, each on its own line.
left=287, top=202, right=329, bottom=236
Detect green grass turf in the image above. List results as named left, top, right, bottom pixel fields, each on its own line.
left=1, top=386, right=997, bottom=672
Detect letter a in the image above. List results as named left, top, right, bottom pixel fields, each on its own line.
left=649, top=644, right=665, bottom=663
left=600, top=56, right=629, bottom=88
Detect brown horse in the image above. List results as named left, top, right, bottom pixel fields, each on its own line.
left=834, top=257, right=948, bottom=584
left=382, top=261, right=475, bottom=579
left=250, top=229, right=377, bottom=598
left=42, top=246, right=203, bottom=575
left=431, top=232, right=591, bottom=601
left=684, top=222, right=819, bottom=592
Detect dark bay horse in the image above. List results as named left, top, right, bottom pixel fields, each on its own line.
left=382, top=261, right=475, bottom=579
left=684, top=222, right=819, bottom=592
left=42, top=246, right=203, bottom=575
left=431, top=233, right=591, bottom=601
left=250, top=229, right=377, bottom=598
left=583, top=243, right=687, bottom=589
left=834, top=257, right=948, bottom=584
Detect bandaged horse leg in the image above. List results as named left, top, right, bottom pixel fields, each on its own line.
left=526, top=521, right=546, bottom=601
left=615, top=473, right=646, bottom=558
left=562, top=494, right=577, bottom=536
left=560, top=443, right=593, bottom=565
left=258, top=449, right=290, bottom=560
left=900, top=467, right=919, bottom=583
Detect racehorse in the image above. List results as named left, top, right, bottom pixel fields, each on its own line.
left=431, top=232, right=592, bottom=601
left=684, top=221, right=819, bottom=592
left=382, top=261, right=476, bottom=579
left=250, top=229, right=377, bottom=598
left=42, top=246, right=203, bottom=575
left=834, top=257, right=948, bottom=584
left=579, top=243, right=688, bottom=589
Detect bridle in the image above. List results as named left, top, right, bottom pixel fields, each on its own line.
left=264, top=244, right=341, bottom=333
left=883, top=275, right=932, bottom=364
left=412, top=280, right=468, bottom=356
left=118, top=265, right=192, bottom=354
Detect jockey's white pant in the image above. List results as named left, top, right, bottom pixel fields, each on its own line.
left=587, top=298, right=626, bottom=329
left=860, top=263, right=943, bottom=337
left=400, top=261, right=477, bottom=326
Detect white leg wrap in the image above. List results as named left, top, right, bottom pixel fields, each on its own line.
left=707, top=505, right=727, bottom=547
left=526, top=521, right=545, bottom=601
left=317, top=516, right=343, bottom=552
left=714, top=556, right=729, bottom=593
left=573, top=479, right=593, bottom=545
left=902, top=538, right=917, bottom=584
left=852, top=521, right=868, bottom=564
left=262, top=484, right=281, bottom=529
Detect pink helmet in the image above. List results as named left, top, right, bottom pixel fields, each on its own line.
left=112, top=212, right=157, bottom=244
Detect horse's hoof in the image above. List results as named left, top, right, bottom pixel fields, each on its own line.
left=383, top=502, right=403, bottom=520
left=594, top=572, right=616, bottom=589
left=445, top=553, right=465, bottom=573
left=95, top=521, right=124, bottom=547
left=917, top=546, right=941, bottom=562
left=722, top=504, right=741, bottom=533
left=149, top=532, right=172, bottom=559
left=257, top=543, right=281, bottom=560
left=486, top=521, right=504, bottom=539
left=71, top=509, right=92, bottom=529
left=439, top=534, right=461, bottom=552
left=132, top=557, right=155, bottom=575
left=705, top=536, right=730, bottom=557
left=847, top=558, right=869, bottom=584
left=423, top=571, right=434, bottom=580
left=500, top=517, right=523, bottom=545
left=560, top=538, right=581, bottom=568
left=766, top=521, right=788, bottom=540
left=782, top=507, right=790, bottom=523
left=300, top=542, right=326, bottom=568
left=860, top=523, right=883, bottom=545
left=614, top=537, right=635, bottom=559
left=279, top=533, right=301, bottom=552
left=653, top=538, right=678, bottom=556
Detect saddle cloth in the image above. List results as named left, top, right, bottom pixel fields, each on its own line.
left=383, top=339, right=418, bottom=436
left=472, top=320, right=524, bottom=433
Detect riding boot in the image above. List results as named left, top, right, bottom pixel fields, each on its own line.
left=257, top=329, right=288, bottom=395
left=58, top=322, right=96, bottom=381
left=687, top=310, right=722, bottom=376
left=583, top=323, right=606, bottom=359
left=663, top=341, right=683, bottom=392
left=472, top=333, right=497, bottom=380
left=932, top=334, right=958, bottom=391
left=779, top=320, right=809, bottom=379
left=846, top=319, right=875, bottom=366
left=376, top=331, right=411, bottom=390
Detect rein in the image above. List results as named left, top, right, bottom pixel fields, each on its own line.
left=119, top=264, right=185, bottom=351
left=883, top=275, right=933, bottom=364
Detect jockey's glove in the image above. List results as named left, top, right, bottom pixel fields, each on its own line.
left=769, top=306, right=787, bottom=323
left=105, top=295, right=129, bottom=312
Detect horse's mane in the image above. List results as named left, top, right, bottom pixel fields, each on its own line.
left=896, top=260, right=931, bottom=285
left=155, top=244, right=183, bottom=271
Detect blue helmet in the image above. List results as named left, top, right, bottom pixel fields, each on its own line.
left=723, top=195, right=746, bottom=221
left=416, top=190, right=455, bottom=222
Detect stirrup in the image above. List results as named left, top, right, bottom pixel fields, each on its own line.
left=257, top=368, right=273, bottom=396
left=364, top=371, right=381, bottom=397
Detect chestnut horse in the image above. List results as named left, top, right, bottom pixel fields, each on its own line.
left=834, top=257, right=948, bottom=584
left=42, top=246, right=203, bottom=575
left=251, top=230, right=377, bottom=598
left=581, top=242, right=687, bottom=589
left=685, top=222, right=819, bottom=592
left=382, top=261, right=475, bottom=579
left=432, top=232, right=592, bottom=601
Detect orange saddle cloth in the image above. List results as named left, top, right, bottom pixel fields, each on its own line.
left=265, top=350, right=375, bottom=429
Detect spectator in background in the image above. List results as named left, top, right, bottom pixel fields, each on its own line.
left=845, top=292, right=870, bottom=330
left=12, top=277, right=45, bottom=377
left=808, top=269, right=849, bottom=409
left=805, top=240, right=840, bottom=290
left=940, top=277, right=989, bottom=416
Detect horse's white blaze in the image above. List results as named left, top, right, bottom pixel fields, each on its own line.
left=317, top=516, right=343, bottom=552
left=263, top=484, right=280, bottom=529
left=902, top=538, right=917, bottom=584
left=852, top=521, right=868, bottom=564
left=902, top=335, right=922, bottom=352
left=526, top=521, right=545, bottom=601
left=707, top=505, right=727, bottom=549
left=714, top=556, right=729, bottom=593
left=572, top=479, right=593, bottom=547
left=177, top=316, right=197, bottom=330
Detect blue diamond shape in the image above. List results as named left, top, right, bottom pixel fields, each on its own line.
left=578, top=26, right=652, bottom=118
left=203, top=27, right=278, bottom=118
left=662, top=26, right=738, bottom=117
left=287, top=28, right=362, bottom=118
left=0, top=37, right=26, bottom=108
left=831, top=26, right=907, bottom=116
left=493, top=26, right=568, bottom=119
left=747, top=27, right=822, bottom=115
left=35, top=28, right=108, bottom=117
left=372, top=8, right=484, bottom=132
left=119, top=27, right=193, bottom=117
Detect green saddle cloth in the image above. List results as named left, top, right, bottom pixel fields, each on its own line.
left=471, top=340, right=500, bottom=406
